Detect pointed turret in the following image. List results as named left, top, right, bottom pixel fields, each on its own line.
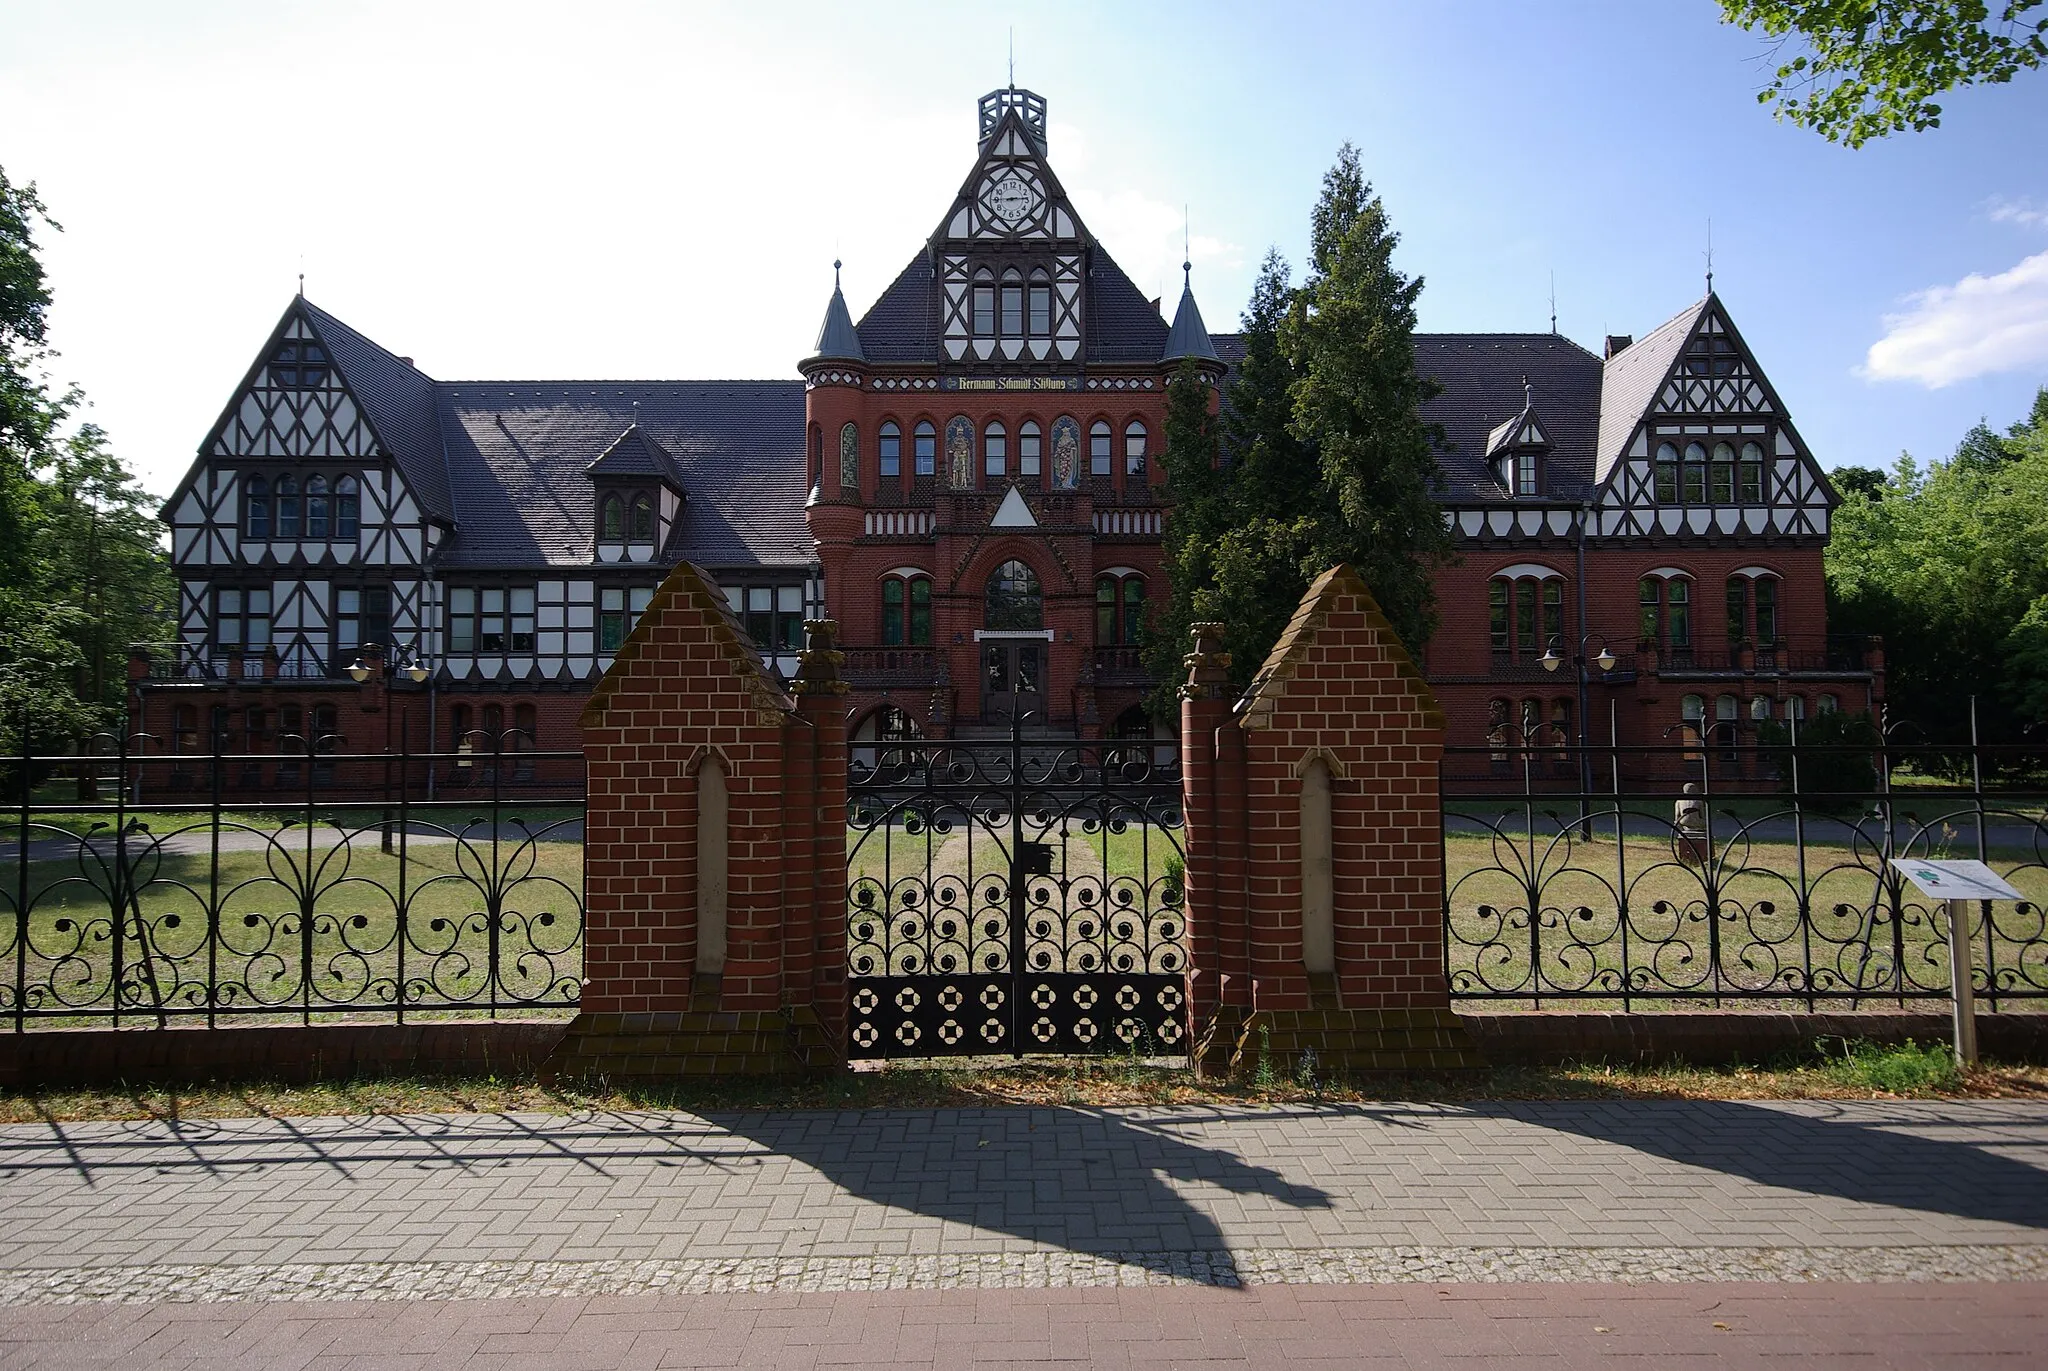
left=1162, top=262, right=1218, bottom=365
left=808, top=260, right=865, bottom=364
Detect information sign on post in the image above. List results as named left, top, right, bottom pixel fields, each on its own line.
left=1889, top=859, right=2025, bottom=1067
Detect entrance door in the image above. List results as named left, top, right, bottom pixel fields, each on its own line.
left=982, top=640, right=1043, bottom=722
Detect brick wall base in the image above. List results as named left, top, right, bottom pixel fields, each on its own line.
left=1213, top=1007, right=1485, bottom=1075
left=0, top=1021, right=570, bottom=1090
left=1458, top=1010, right=2048, bottom=1068
left=537, top=1009, right=843, bottom=1083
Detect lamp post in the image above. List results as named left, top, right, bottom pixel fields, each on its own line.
left=1540, top=633, right=1617, bottom=838
left=347, top=643, right=432, bottom=850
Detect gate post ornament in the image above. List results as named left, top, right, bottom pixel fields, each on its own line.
left=793, top=619, right=849, bottom=695
left=1180, top=621, right=1232, bottom=700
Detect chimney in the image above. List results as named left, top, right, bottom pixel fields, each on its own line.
left=399, top=356, right=415, bottom=368
left=1149, top=297, right=1162, bottom=318
left=1604, top=335, right=1632, bottom=360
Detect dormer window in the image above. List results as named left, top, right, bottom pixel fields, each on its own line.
left=600, top=495, right=623, bottom=541
left=1500, top=451, right=1539, bottom=497
left=629, top=494, right=655, bottom=543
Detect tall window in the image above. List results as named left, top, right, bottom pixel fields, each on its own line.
left=305, top=475, right=330, bottom=539
left=1028, top=269, right=1051, bottom=335
left=334, top=586, right=391, bottom=658
left=985, top=560, right=1042, bottom=630
left=1682, top=443, right=1708, bottom=503
left=1754, top=576, right=1779, bottom=643
left=1654, top=443, right=1679, bottom=503
left=984, top=421, right=1007, bottom=478
left=215, top=588, right=271, bottom=650
left=1018, top=421, right=1042, bottom=478
left=1726, top=578, right=1748, bottom=645
left=599, top=585, right=655, bottom=651
left=275, top=475, right=301, bottom=538
left=972, top=271, right=995, bottom=336
left=1739, top=442, right=1765, bottom=503
left=629, top=494, right=655, bottom=543
left=879, top=421, right=902, bottom=478
left=335, top=475, right=359, bottom=539
left=1124, top=421, right=1148, bottom=478
left=881, top=573, right=933, bottom=646
left=1089, top=421, right=1112, bottom=476
left=1000, top=268, right=1024, bottom=336
left=449, top=587, right=535, bottom=653
left=600, top=495, right=623, bottom=541
left=245, top=476, right=270, bottom=538
left=1096, top=573, right=1145, bottom=645
left=913, top=421, right=937, bottom=477
left=1640, top=575, right=1693, bottom=648
left=1490, top=574, right=1563, bottom=659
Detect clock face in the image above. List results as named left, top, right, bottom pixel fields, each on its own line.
left=986, top=172, right=1037, bottom=226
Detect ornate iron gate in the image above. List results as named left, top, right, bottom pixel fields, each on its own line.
left=845, top=723, right=1189, bottom=1058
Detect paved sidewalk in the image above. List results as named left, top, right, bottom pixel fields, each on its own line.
left=0, top=1099, right=2043, bottom=1297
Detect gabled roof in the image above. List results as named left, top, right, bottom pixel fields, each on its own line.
left=1595, top=297, right=1704, bottom=481
left=434, top=381, right=811, bottom=569
left=585, top=423, right=685, bottom=486
left=299, top=300, right=455, bottom=521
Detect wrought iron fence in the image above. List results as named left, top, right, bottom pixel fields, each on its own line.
left=2, top=721, right=585, bottom=1028
left=1442, top=730, right=2048, bottom=1008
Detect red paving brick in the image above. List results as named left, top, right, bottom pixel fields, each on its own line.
left=1, top=1282, right=2043, bottom=1369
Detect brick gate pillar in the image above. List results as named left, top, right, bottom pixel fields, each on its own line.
left=541, top=563, right=843, bottom=1082
left=1181, top=568, right=1479, bottom=1075
left=1179, top=621, right=1249, bottom=1067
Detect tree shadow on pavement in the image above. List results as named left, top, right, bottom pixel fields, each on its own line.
left=710, top=1105, right=1334, bottom=1259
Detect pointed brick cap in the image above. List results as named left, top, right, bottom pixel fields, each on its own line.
left=1235, top=565, right=1445, bottom=732
left=580, top=561, right=793, bottom=729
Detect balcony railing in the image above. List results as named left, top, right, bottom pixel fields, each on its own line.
left=1093, top=645, right=1150, bottom=685
left=136, top=643, right=341, bottom=683
left=842, top=646, right=938, bottom=688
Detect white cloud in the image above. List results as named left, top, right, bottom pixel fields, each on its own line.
left=1987, top=196, right=2048, bottom=230
left=1862, top=250, right=2048, bottom=388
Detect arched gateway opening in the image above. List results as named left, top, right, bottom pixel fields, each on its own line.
left=981, top=558, right=1045, bottom=722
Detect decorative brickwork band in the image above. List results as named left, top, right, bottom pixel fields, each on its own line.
left=543, top=562, right=848, bottom=1081
left=1181, top=567, right=1480, bottom=1072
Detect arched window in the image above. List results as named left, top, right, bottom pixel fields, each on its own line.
left=1018, top=421, right=1042, bottom=479
left=335, top=475, right=359, bottom=539
left=1784, top=695, right=1805, bottom=722
left=1641, top=575, right=1694, bottom=650
left=1028, top=268, right=1051, bottom=335
left=1096, top=572, right=1146, bottom=646
left=513, top=703, right=537, bottom=748
left=1682, top=442, right=1708, bottom=503
left=879, top=421, right=902, bottom=479
left=985, top=559, right=1042, bottom=630
left=1725, top=577, right=1749, bottom=645
left=1489, top=572, right=1564, bottom=660
left=600, top=495, right=623, bottom=541
left=482, top=703, right=504, bottom=742
left=876, top=705, right=922, bottom=741
left=1487, top=698, right=1513, bottom=764
left=984, top=421, right=1007, bottom=478
left=1550, top=699, right=1572, bottom=752
left=629, top=494, right=655, bottom=543
left=880, top=572, right=933, bottom=647
left=972, top=269, right=996, bottom=337
left=1680, top=693, right=1705, bottom=752
left=913, top=420, right=937, bottom=477
left=1754, top=575, right=1779, bottom=644
left=1714, top=693, right=1741, bottom=761
left=809, top=423, right=823, bottom=485
left=1739, top=442, right=1766, bottom=503
left=1817, top=693, right=1840, bottom=714
left=1655, top=442, right=1679, bottom=503
left=245, top=476, right=270, bottom=538
left=1089, top=420, right=1112, bottom=476
left=305, top=474, right=330, bottom=539
left=839, top=422, right=859, bottom=492
left=311, top=703, right=340, bottom=749
left=1000, top=267, right=1024, bottom=337
left=1709, top=443, right=1735, bottom=503
left=1124, top=421, right=1148, bottom=478
left=275, top=474, right=301, bottom=538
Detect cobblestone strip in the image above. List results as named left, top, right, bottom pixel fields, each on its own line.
left=3, top=1244, right=2045, bottom=1306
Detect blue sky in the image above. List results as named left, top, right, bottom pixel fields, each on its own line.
left=5, top=0, right=2047, bottom=496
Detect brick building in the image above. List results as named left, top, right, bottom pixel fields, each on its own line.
left=135, top=83, right=1877, bottom=780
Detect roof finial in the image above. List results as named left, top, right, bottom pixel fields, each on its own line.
left=1008, top=27, right=1014, bottom=87
left=631, top=398, right=640, bottom=428
left=833, top=258, right=842, bottom=290
left=297, top=271, right=304, bottom=298
left=1548, top=270, right=1557, bottom=335
left=1523, top=374, right=1534, bottom=409
left=1183, top=206, right=1191, bottom=282
left=1705, top=217, right=1714, bottom=294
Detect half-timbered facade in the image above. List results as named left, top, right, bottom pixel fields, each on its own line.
left=136, top=82, right=1877, bottom=786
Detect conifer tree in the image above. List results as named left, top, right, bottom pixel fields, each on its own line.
left=1282, top=144, right=1449, bottom=655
